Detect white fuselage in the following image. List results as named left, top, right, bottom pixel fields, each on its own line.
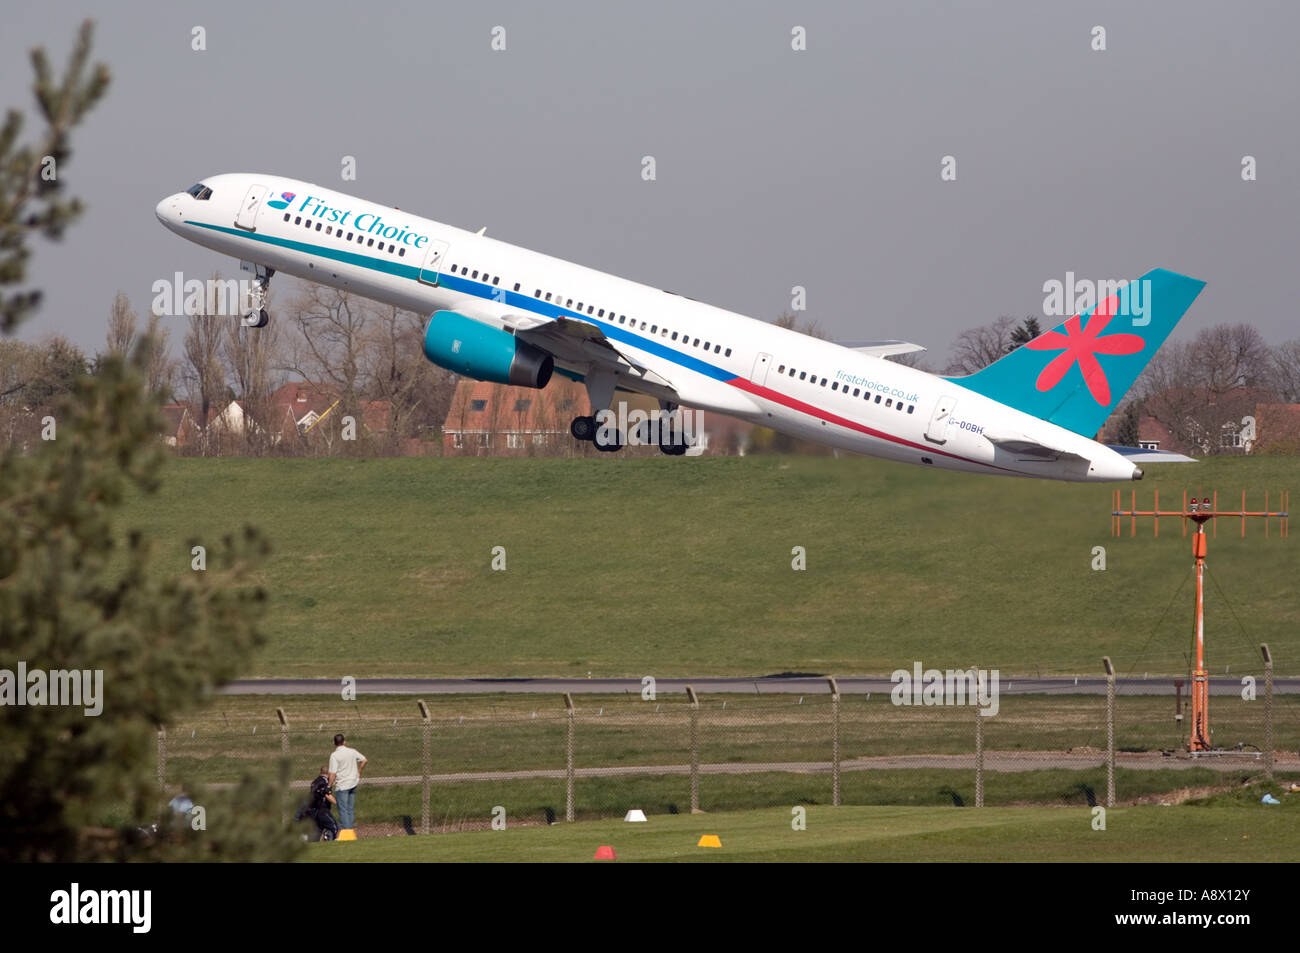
left=155, top=173, right=1140, bottom=481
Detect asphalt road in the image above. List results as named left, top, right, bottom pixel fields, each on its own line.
left=219, top=675, right=1300, bottom=696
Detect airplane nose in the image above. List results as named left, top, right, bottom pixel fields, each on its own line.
left=155, top=193, right=183, bottom=231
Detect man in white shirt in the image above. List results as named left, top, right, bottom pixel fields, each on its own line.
left=327, top=733, right=368, bottom=832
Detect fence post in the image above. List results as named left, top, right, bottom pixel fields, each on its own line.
left=564, top=693, right=575, bottom=823
left=157, top=724, right=166, bottom=791
left=418, top=700, right=431, bottom=834
left=276, top=707, right=290, bottom=826
left=827, top=676, right=841, bottom=807
left=686, top=686, right=700, bottom=814
left=974, top=669, right=984, bottom=808
left=1103, top=656, right=1115, bottom=808
left=1261, top=645, right=1274, bottom=781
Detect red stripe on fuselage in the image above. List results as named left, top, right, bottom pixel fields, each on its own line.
left=726, top=377, right=1014, bottom=473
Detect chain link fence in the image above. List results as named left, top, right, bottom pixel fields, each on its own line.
left=160, top=655, right=1298, bottom=836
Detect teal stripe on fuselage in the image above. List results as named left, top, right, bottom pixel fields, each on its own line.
left=187, top=220, right=735, bottom=384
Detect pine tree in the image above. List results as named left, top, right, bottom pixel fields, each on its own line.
left=1007, top=316, right=1042, bottom=352
left=0, top=22, right=301, bottom=861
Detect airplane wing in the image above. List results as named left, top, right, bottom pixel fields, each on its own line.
left=839, top=340, right=927, bottom=358
left=503, top=312, right=679, bottom=396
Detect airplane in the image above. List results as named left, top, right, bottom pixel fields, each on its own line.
left=156, top=174, right=1205, bottom=481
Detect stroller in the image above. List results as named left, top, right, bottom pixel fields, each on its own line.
left=295, top=772, right=339, bottom=841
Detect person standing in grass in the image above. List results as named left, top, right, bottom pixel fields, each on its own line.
left=327, top=733, right=368, bottom=832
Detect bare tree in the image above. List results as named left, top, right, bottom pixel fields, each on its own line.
left=180, top=276, right=231, bottom=452
left=105, top=290, right=136, bottom=355
left=106, top=291, right=174, bottom=401
left=362, top=302, right=455, bottom=454
left=945, top=316, right=1015, bottom=375
left=1136, top=324, right=1279, bottom=454
left=774, top=310, right=828, bottom=339
left=223, top=308, right=283, bottom=456
left=1272, top=338, right=1300, bottom=403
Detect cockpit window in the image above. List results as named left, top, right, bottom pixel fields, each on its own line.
left=185, top=183, right=213, bottom=200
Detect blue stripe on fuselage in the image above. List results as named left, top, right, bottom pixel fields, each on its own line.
left=186, top=220, right=733, bottom=382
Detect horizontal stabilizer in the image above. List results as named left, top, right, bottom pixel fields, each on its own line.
left=983, top=429, right=1087, bottom=462
left=1106, top=444, right=1197, bottom=463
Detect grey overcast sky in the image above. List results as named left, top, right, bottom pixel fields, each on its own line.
left=2, top=0, right=1297, bottom=362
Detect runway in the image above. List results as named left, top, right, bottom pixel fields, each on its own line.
left=218, top=675, right=1300, bottom=696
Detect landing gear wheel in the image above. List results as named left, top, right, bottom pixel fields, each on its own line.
left=658, top=439, right=688, bottom=456
left=570, top=415, right=597, bottom=441
left=594, top=428, right=625, bottom=452
left=240, top=262, right=275, bottom=328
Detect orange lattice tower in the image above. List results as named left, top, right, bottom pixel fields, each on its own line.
left=1111, top=490, right=1288, bottom=753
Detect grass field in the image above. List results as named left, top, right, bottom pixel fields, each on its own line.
left=301, top=795, right=1300, bottom=862
left=117, top=454, right=1297, bottom=678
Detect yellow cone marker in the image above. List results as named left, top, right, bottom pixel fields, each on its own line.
left=337, top=828, right=357, bottom=841
left=697, top=834, right=721, bottom=848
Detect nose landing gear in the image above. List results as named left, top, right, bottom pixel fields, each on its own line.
left=240, top=262, right=275, bottom=328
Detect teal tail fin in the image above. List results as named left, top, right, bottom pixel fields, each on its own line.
left=948, top=268, right=1205, bottom=436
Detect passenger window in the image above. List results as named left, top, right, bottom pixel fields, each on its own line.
left=514, top=283, right=520, bottom=291
left=672, top=332, right=679, bottom=341
left=598, top=309, right=605, bottom=317
left=494, top=277, right=500, bottom=286
left=704, top=342, right=710, bottom=350
left=472, top=270, right=479, bottom=279
left=875, top=395, right=881, bottom=403
left=832, top=382, right=839, bottom=391
left=799, top=371, right=807, bottom=380
left=347, top=232, right=354, bottom=241
left=725, top=348, right=731, bottom=356
left=283, top=213, right=290, bottom=222
left=399, top=248, right=405, bottom=257
left=821, top=378, right=827, bottom=387
left=853, top=388, right=860, bottom=397
left=651, top=325, right=658, bottom=334
left=368, top=238, right=374, bottom=246
left=545, top=292, right=552, bottom=301
left=316, top=222, right=322, bottom=231
left=295, top=216, right=301, bottom=224
left=886, top=398, right=893, bottom=407
left=907, top=405, right=915, bottom=414
left=326, top=226, right=332, bottom=235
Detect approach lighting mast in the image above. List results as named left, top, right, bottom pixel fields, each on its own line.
left=1111, top=489, right=1288, bottom=754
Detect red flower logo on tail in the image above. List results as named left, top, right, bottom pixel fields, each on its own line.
left=1025, top=295, right=1144, bottom=405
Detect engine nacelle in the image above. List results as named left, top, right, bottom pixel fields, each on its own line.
left=422, top=310, right=554, bottom=388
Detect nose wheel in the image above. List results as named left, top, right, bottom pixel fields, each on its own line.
left=240, top=262, right=275, bottom=328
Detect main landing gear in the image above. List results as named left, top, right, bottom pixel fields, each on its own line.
left=241, top=262, right=275, bottom=328
left=568, top=414, right=691, bottom=455
left=570, top=415, right=624, bottom=452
